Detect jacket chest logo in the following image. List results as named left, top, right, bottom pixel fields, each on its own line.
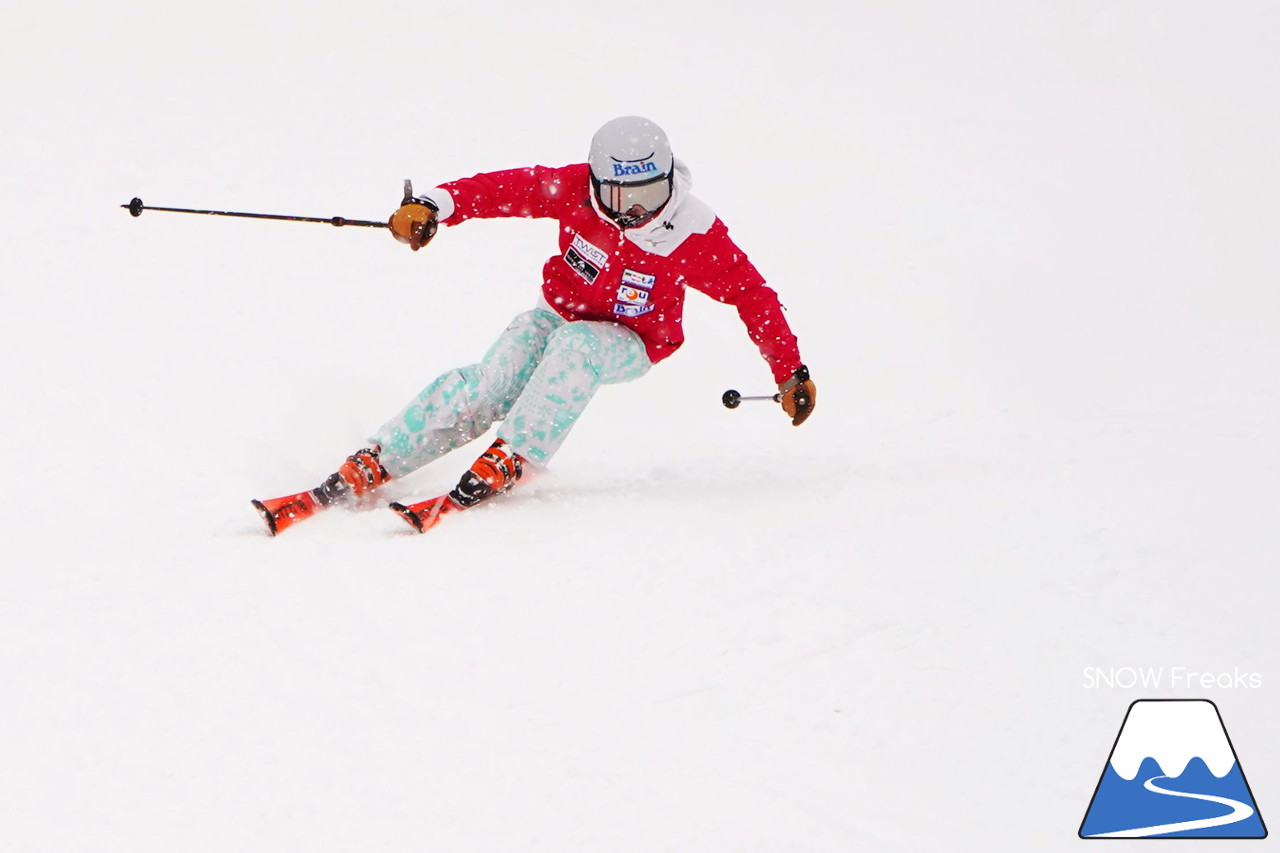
left=563, top=233, right=609, bottom=283
left=614, top=269, right=657, bottom=317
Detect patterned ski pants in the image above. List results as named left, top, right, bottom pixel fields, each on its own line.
left=369, top=308, right=652, bottom=476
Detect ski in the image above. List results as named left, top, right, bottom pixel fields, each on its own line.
left=251, top=491, right=320, bottom=536
left=253, top=442, right=519, bottom=536
left=388, top=495, right=464, bottom=534
left=251, top=448, right=389, bottom=536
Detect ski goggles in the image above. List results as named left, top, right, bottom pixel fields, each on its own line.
left=593, top=173, right=672, bottom=217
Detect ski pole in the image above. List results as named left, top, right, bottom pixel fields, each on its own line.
left=721, top=389, right=781, bottom=409
left=121, top=197, right=388, bottom=228
left=120, top=180, right=418, bottom=229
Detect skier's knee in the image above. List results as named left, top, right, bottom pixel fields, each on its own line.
left=546, top=322, right=650, bottom=383
left=455, top=362, right=515, bottom=407
left=546, top=323, right=606, bottom=374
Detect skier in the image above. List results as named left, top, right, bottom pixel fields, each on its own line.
left=253, top=116, right=816, bottom=535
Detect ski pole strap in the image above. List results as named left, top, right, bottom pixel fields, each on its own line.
left=779, top=364, right=810, bottom=392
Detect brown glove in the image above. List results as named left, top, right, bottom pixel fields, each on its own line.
left=779, top=365, right=816, bottom=426
left=389, top=199, right=439, bottom=251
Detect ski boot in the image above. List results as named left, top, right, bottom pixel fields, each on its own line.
left=252, top=447, right=391, bottom=536
left=390, top=438, right=524, bottom=533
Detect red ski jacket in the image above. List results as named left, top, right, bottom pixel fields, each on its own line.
left=433, top=162, right=802, bottom=383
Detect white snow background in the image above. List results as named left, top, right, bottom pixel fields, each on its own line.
left=2, top=2, right=1278, bottom=850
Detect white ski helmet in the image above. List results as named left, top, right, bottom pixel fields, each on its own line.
left=588, top=116, right=674, bottom=227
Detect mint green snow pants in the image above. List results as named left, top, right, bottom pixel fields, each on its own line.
left=369, top=308, right=651, bottom=476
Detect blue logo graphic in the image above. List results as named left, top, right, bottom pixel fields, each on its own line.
left=612, top=160, right=658, bottom=178
left=1080, top=699, right=1266, bottom=838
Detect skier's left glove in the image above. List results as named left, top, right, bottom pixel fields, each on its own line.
left=779, top=365, right=816, bottom=426
left=389, top=198, right=439, bottom=251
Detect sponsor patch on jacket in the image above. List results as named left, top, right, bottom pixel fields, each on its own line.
left=613, top=283, right=654, bottom=317
left=621, top=268, right=656, bottom=290
left=571, top=233, right=609, bottom=266
left=564, top=249, right=599, bottom=283
left=564, top=234, right=608, bottom=284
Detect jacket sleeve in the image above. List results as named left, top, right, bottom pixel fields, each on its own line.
left=436, top=165, right=575, bottom=223
left=687, top=223, right=803, bottom=384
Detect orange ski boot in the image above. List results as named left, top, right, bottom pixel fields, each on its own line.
left=253, top=447, right=392, bottom=536
left=390, top=438, right=524, bottom=534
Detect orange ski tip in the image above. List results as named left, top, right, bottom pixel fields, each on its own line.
left=388, top=501, right=423, bottom=533
left=252, top=492, right=318, bottom=536
left=389, top=497, right=456, bottom=534
left=251, top=499, right=279, bottom=536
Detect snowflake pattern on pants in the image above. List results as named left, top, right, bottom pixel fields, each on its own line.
left=369, top=307, right=650, bottom=476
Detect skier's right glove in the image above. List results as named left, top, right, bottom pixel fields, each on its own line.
left=389, top=198, right=439, bottom=251
left=779, top=365, right=816, bottom=426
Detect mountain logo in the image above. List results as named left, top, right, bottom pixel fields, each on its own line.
left=1080, top=699, right=1266, bottom=838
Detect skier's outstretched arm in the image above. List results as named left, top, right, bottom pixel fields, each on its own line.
left=692, top=236, right=815, bottom=426
left=388, top=165, right=573, bottom=250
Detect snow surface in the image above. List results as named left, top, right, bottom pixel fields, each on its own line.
left=3, top=2, right=1278, bottom=850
